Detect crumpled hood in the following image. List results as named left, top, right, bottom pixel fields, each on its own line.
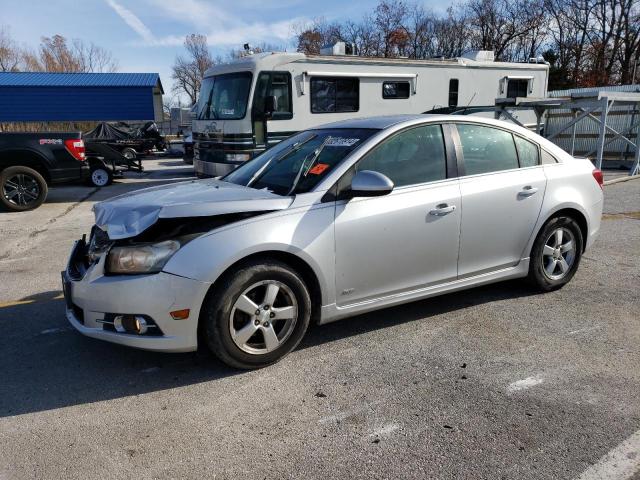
left=93, top=179, right=293, bottom=239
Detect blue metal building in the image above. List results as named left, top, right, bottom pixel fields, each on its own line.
left=0, top=72, right=164, bottom=122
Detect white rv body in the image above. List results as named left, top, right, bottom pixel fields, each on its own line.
left=193, top=51, right=549, bottom=177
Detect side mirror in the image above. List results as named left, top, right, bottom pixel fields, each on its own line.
left=264, top=95, right=277, bottom=118
left=349, top=170, right=394, bottom=197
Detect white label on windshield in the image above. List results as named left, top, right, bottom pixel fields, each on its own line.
left=325, top=137, right=360, bottom=147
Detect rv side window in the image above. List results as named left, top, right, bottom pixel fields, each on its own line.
left=382, top=81, right=410, bottom=99
left=507, top=79, right=529, bottom=98
left=311, top=77, right=359, bottom=113
left=448, top=79, right=459, bottom=108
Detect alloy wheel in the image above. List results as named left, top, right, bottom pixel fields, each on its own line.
left=541, top=227, right=576, bottom=281
left=2, top=173, right=40, bottom=207
left=229, top=280, right=298, bottom=355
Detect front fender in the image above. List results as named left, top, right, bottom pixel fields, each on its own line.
left=162, top=203, right=336, bottom=305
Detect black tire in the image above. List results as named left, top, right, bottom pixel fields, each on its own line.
left=89, top=166, right=113, bottom=187
left=0, top=166, right=48, bottom=212
left=201, top=259, right=312, bottom=369
left=528, top=216, right=584, bottom=291
left=121, top=148, right=137, bottom=160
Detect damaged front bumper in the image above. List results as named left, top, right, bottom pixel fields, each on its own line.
left=62, top=238, right=211, bottom=353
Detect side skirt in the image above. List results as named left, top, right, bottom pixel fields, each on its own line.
left=318, top=259, right=530, bottom=325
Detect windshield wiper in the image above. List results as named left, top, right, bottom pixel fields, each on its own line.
left=286, top=136, right=332, bottom=196
left=247, top=134, right=317, bottom=188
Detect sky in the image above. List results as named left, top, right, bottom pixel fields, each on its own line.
left=0, top=0, right=447, bottom=103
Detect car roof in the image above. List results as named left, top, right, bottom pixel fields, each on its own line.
left=310, top=114, right=537, bottom=132
left=311, top=114, right=428, bottom=130
left=311, top=114, right=551, bottom=143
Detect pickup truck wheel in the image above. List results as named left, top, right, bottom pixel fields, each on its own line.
left=201, top=259, right=311, bottom=369
left=0, top=166, right=48, bottom=212
left=89, top=166, right=113, bottom=187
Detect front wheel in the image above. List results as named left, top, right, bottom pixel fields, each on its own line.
left=201, top=259, right=311, bottom=369
left=0, top=166, right=48, bottom=212
left=528, top=216, right=583, bottom=291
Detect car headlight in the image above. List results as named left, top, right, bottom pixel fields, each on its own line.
left=225, top=153, right=251, bottom=162
left=106, top=240, right=180, bottom=274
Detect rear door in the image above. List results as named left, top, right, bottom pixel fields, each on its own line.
left=454, top=123, right=546, bottom=277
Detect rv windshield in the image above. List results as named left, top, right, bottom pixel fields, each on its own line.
left=196, top=72, right=252, bottom=120
left=221, top=128, right=377, bottom=196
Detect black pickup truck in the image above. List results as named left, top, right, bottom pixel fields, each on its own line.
left=0, top=132, right=89, bottom=211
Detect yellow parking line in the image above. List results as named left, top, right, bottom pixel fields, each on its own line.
left=0, top=299, right=35, bottom=308
left=0, top=293, right=64, bottom=309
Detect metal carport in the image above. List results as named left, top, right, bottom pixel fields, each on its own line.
left=0, top=72, right=164, bottom=123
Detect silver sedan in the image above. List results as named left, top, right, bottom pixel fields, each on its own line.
left=63, top=115, right=604, bottom=369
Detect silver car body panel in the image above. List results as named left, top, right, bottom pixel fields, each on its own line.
left=93, top=179, right=293, bottom=239
left=66, top=114, right=604, bottom=351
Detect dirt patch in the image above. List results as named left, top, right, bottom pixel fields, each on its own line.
left=602, top=211, right=640, bottom=220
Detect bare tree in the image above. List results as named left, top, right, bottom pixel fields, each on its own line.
left=433, top=8, right=472, bottom=58
left=374, top=0, right=409, bottom=57
left=288, top=0, right=639, bottom=88
left=466, top=0, right=547, bottom=61
left=27, top=35, right=118, bottom=72
left=0, top=26, right=21, bottom=72
left=617, top=0, right=640, bottom=83
left=293, top=18, right=344, bottom=55
left=171, top=34, right=215, bottom=105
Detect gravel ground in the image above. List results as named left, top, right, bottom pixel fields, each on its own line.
left=0, top=162, right=638, bottom=480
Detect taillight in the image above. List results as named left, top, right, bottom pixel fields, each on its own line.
left=65, top=139, right=86, bottom=162
left=592, top=168, right=604, bottom=189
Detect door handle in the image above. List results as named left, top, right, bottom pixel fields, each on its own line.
left=429, top=203, right=456, bottom=216
left=518, top=186, right=538, bottom=197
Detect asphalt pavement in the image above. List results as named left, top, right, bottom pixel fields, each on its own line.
left=0, top=161, right=638, bottom=479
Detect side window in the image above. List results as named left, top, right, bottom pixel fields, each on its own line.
left=514, top=136, right=540, bottom=167
left=448, top=79, right=459, bottom=108
left=311, top=77, right=359, bottom=113
left=270, top=72, right=292, bottom=117
left=383, top=81, right=410, bottom=99
left=356, top=125, right=447, bottom=187
left=252, top=72, right=292, bottom=120
left=457, top=124, right=519, bottom=175
left=541, top=149, right=558, bottom=164
left=507, top=79, right=528, bottom=98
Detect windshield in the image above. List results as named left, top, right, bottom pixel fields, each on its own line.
left=222, top=128, right=377, bottom=195
left=196, top=72, right=252, bottom=120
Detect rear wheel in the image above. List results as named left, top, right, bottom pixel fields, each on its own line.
left=201, top=259, right=311, bottom=369
left=122, top=148, right=136, bottom=160
left=528, top=216, right=583, bottom=291
left=89, top=166, right=113, bottom=187
left=0, top=166, right=48, bottom=212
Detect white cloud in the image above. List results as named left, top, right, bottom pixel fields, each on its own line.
left=140, top=0, right=303, bottom=47
left=105, top=0, right=155, bottom=43
left=106, top=0, right=304, bottom=49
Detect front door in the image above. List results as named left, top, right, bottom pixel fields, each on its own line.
left=334, top=124, right=461, bottom=306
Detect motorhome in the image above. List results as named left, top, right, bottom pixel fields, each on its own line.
left=192, top=45, right=549, bottom=177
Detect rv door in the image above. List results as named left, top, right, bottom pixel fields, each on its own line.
left=252, top=72, right=293, bottom=148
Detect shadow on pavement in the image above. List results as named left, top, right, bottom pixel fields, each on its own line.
left=0, top=281, right=539, bottom=418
